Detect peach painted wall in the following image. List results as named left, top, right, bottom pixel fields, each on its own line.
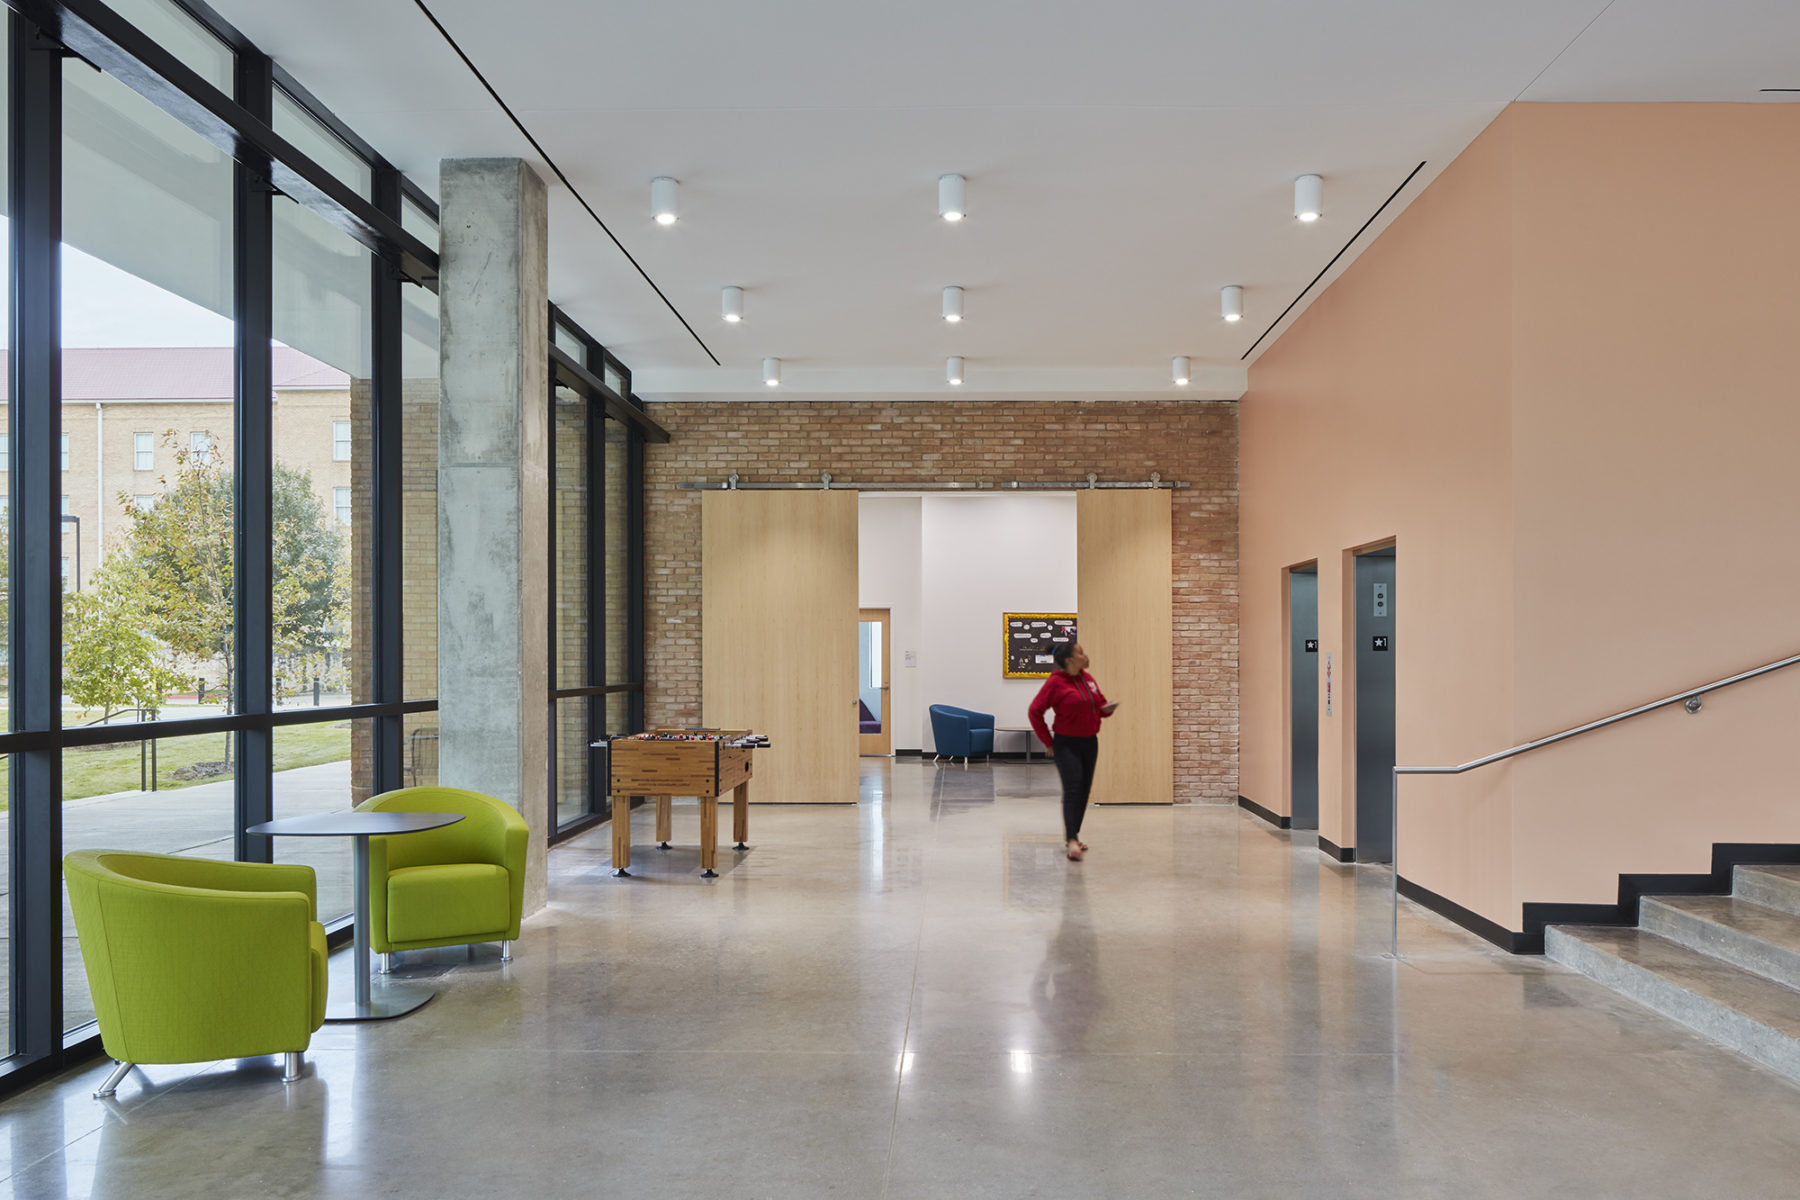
left=1242, top=102, right=1800, bottom=931
left=1506, top=104, right=1800, bottom=911
left=1241, top=109, right=1519, bottom=925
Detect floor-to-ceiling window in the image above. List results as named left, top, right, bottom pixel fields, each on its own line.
left=57, top=12, right=239, bottom=1034
left=2, top=0, right=644, bottom=1093
left=548, top=313, right=645, bottom=839
left=1, top=12, right=14, bottom=1060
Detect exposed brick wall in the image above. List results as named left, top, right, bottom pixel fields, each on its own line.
left=641, top=399, right=1239, bottom=802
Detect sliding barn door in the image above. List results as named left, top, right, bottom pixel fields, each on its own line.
left=702, top=491, right=860, bottom=803
left=1077, top=491, right=1174, bottom=804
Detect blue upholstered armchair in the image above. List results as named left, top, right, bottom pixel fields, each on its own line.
left=929, top=704, right=995, bottom=764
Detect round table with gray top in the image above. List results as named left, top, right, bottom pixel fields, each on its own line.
left=248, top=810, right=464, bottom=1022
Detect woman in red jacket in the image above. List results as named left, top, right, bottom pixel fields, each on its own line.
left=1028, top=642, right=1119, bottom=862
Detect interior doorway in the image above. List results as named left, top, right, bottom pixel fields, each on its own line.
left=1287, top=564, right=1319, bottom=830
left=1353, top=545, right=1397, bottom=862
left=859, top=608, right=892, bottom=756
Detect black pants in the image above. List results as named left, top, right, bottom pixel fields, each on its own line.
left=1053, top=735, right=1099, bottom=841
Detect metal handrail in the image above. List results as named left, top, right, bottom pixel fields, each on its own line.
left=1386, top=650, right=1800, bottom=956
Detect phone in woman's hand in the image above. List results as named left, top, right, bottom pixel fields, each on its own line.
left=1100, top=701, right=1119, bottom=716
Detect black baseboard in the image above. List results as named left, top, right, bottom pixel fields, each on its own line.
left=1389, top=842, right=1800, bottom=955
left=1516, top=842, right=1800, bottom=952
left=1396, top=876, right=1523, bottom=952
left=1317, top=835, right=1355, bottom=863
left=895, top=748, right=923, bottom=757
left=1236, top=794, right=1291, bottom=830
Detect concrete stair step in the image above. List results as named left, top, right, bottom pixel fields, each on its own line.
left=1735, top=864, right=1800, bottom=918
left=1641, top=894, right=1800, bottom=989
left=1545, top=924, right=1800, bottom=1082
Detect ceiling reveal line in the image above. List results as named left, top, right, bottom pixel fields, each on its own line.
left=409, top=0, right=721, bottom=365
left=1239, top=160, right=1426, bottom=362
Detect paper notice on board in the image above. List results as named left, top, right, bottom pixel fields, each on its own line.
left=1325, top=653, right=1333, bottom=716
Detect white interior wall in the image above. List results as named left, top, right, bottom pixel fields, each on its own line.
left=857, top=496, right=925, bottom=749
left=859, top=493, right=1078, bottom=752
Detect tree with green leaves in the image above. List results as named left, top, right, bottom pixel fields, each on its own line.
left=62, top=561, right=189, bottom=722
left=112, top=432, right=349, bottom=706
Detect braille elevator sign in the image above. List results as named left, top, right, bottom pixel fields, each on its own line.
left=1304, top=639, right=1318, bottom=653
left=1372, top=636, right=1389, bottom=652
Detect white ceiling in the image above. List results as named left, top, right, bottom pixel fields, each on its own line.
left=202, top=0, right=1800, bottom=398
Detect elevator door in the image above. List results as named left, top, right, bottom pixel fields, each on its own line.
left=1288, top=567, right=1319, bottom=830
left=1354, top=550, right=1396, bottom=862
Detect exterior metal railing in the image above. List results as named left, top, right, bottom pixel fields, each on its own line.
left=1387, top=650, right=1800, bottom=957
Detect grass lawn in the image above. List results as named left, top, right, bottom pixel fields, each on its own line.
left=0, top=719, right=353, bottom=809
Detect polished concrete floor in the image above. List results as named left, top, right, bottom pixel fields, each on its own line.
left=3, top=758, right=1800, bottom=1198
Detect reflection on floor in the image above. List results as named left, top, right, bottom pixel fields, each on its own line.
left=4, top=758, right=1800, bottom=1198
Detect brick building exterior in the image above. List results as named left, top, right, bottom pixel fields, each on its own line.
left=639, top=398, right=1240, bottom=803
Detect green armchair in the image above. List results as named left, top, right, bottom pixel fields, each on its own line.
left=63, top=850, right=328, bottom=1097
left=364, top=786, right=528, bottom=970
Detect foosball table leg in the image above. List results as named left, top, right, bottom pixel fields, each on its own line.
left=733, top=778, right=750, bottom=852
left=610, top=789, right=632, bottom=877
left=655, top=794, right=672, bottom=850
left=699, top=795, right=719, bottom=877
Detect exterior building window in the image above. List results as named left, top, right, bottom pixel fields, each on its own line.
left=61, top=557, right=70, bottom=586
left=2, top=435, right=8, bottom=469
left=134, top=432, right=154, bottom=470
left=133, top=494, right=155, bottom=512
left=333, top=420, right=351, bottom=461
left=334, top=487, right=352, bottom=526
left=61, top=495, right=70, bottom=516
left=61, top=433, right=69, bottom=470
left=190, top=431, right=211, bottom=465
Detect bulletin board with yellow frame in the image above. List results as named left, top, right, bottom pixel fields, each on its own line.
left=1003, top=613, right=1078, bottom=678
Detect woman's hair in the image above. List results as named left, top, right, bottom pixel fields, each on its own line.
left=1052, top=643, right=1077, bottom=669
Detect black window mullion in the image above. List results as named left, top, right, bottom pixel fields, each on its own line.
left=232, top=47, right=273, bottom=862
left=586, top=347, right=605, bottom=818
left=8, top=11, right=67, bottom=1063
left=627, top=422, right=646, bottom=735
left=544, top=363, right=560, bottom=834
left=371, top=165, right=404, bottom=794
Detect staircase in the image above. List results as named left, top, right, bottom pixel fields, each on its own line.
left=1546, top=865, right=1800, bottom=1081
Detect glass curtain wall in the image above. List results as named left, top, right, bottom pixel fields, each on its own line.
left=400, top=250, right=439, bottom=788
left=1, top=14, right=12, bottom=1059
left=2, top=0, right=642, bottom=1090
left=268, top=193, right=374, bottom=926
left=548, top=320, right=644, bottom=839
left=58, top=30, right=239, bottom=1034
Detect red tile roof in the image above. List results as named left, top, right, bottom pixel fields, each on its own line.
left=0, top=346, right=349, bottom=401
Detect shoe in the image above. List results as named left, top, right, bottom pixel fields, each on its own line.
left=1067, top=843, right=1084, bottom=862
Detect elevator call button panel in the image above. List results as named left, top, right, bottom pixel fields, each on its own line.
left=1373, top=583, right=1389, bottom=617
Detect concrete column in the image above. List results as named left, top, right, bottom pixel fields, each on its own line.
left=437, top=159, right=550, bottom=916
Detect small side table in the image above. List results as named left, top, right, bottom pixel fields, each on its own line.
left=248, top=810, right=464, bottom=1022
left=994, top=727, right=1042, bottom=763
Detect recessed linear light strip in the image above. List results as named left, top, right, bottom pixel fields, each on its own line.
left=1239, top=160, right=1427, bottom=361
left=408, top=0, right=720, bottom=365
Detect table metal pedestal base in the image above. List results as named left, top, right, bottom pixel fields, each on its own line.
left=326, top=984, right=435, bottom=1022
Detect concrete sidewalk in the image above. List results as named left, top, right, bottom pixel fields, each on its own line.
left=0, top=759, right=358, bottom=1031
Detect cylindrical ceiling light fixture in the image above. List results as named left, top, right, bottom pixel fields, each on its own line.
left=651, top=176, right=679, bottom=225
left=721, top=286, right=744, bottom=322
left=946, top=356, right=965, bottom=386
left=942, top=286, right=964, bottom=322
left=1294, top=173, right=1323, bottom=222
left=1221, top=285, right=1244, bottom=323
left=939, top=173, right=966, bottom=222
left=763, top=357, right=781, bottom=386
left=1172, top=356, right=1191, bottom=386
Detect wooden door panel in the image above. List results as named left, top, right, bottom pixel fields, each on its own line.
left=1077, top=491, right=1174, bottom=804
left=703, top=492, right=860, bottom=803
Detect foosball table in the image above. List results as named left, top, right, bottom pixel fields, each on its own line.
left=598, top=730, right=769, bottom=878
